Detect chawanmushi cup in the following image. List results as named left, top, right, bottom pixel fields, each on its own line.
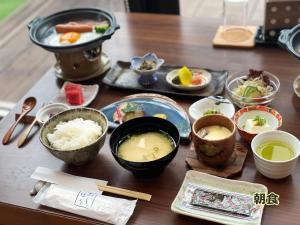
left=191, top=114, right=236, bottom=167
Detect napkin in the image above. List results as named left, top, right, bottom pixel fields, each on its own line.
left=34, top=183, right=137, bottom=225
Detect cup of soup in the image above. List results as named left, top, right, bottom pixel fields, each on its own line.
left=191, top=114, right=236, bottom=167
left=251, top=130, right=300, bottom=179
left=110, top=117, right=180, bottom=175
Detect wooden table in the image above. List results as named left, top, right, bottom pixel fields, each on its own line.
left=1, top=12, right=300, bottom=225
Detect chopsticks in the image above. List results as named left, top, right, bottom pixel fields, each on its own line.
left=97, top=184, right=151, bottom=201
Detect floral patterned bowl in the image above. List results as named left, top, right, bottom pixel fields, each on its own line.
left=234, top=105, right=282, bottom=143
left=130, top=52, right=164, bottom=86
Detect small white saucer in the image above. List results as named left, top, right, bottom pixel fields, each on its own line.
left=36, top=103, right=69, bottom=125
left=52, top=81, right=99, bottom=107
left=166, top=68, right=212, bottom=91
left=188, top=96, right=235, bottom=123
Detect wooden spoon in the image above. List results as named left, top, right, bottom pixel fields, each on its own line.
left=17, top=117, right=38, bottom=148
left=2, top=97, right=37, bottom=145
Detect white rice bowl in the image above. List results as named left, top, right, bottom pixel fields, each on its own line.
left=47, top=118, right=102, bottom=151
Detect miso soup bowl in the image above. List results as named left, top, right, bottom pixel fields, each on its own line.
left=251, top=130, right=300, bottom=179
left=191, top=114, right=236, bottom=167
left=109, top=117, right=180, bottom=175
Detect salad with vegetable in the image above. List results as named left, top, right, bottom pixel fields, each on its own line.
left=233, top=69, right=274, bottom=98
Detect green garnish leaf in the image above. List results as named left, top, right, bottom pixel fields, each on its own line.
left=203, top=109, right=221, bottom=116
left=253, top=115, right=266, bottom=126
left=121, top=103, right=139, bottom=113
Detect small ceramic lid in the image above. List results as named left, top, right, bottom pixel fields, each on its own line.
left=293, top=75, right=300, bottom=98
left=36, top=103, right=69, bottom=125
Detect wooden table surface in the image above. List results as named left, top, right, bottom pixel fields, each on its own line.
left=1, top=12, right=300, bottom=225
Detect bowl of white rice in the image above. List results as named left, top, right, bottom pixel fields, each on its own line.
left=40, top=107, right=108, bottom=165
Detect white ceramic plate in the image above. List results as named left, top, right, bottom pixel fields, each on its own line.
left=188, top=96, right=235, bottom=122
left=293, top=75, right=300, bottom=98
left=171, top=171, right=267, bottom=225
left=166, top=69, right=212, bottom=91
left=52, top=81, right=99, bottom=107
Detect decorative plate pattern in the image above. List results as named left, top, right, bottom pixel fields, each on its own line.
left=234, top=105, right=282, bottom=129
left=233, top=105, right=282, bottom=143
left=171, top=171, right=268, bottom=225
left=100, top=93, right=191, bottom=141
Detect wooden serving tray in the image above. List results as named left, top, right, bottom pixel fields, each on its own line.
left=103, top=61, right=228, bottom=98
left=186, top=142, right=248, bottom=178
left=213, top=26, right=257, bottom=48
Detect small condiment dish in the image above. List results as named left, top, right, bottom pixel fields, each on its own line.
left=191, top=114, right=236, bottom=167
left=251, top=130, right=300, bottom=179
left=234, top=105, right=282, bottom=143
left=166, top=68, right=212, bottom=91
left=36, top=103, right=70, bottom=126
left=130, top=53, right=164, bottom=86
left=188, top=96, right=235, bottom=123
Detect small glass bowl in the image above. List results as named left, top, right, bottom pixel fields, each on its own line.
left=225, top=70, right=280, bottom=108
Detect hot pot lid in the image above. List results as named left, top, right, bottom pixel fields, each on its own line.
left=278, top=24, right=300, bottom=60
left=28, top=8, right=120, bottom=53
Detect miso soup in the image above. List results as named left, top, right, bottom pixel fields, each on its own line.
left=117, top=131, right=175, bottom=162
left=256, top=140, right=294, bottom=161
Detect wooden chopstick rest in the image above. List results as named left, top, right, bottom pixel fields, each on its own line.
left=15, top=114, right=37, bottom=125
left=97, top=184, right=152, bottom=201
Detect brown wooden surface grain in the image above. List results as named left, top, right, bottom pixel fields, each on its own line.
left=1, top=12, right=300, bottom=225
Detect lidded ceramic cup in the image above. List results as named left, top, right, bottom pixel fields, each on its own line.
left=191, top=114, right=236, bottom=167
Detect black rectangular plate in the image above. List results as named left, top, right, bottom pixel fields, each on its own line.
left=103, top=61, right=228, bottom=98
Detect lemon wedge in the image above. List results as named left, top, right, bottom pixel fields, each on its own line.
left=153, top=114, right=167, bottom=119
left=178, top=66, right=192, bottom=85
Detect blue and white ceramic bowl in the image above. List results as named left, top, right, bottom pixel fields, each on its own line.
left=130, top=53, right=164, bottom=86
left=130, top=52, right=164, bottom=75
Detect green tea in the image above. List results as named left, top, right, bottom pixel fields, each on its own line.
left=256, top=140, right=294, bottom=161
